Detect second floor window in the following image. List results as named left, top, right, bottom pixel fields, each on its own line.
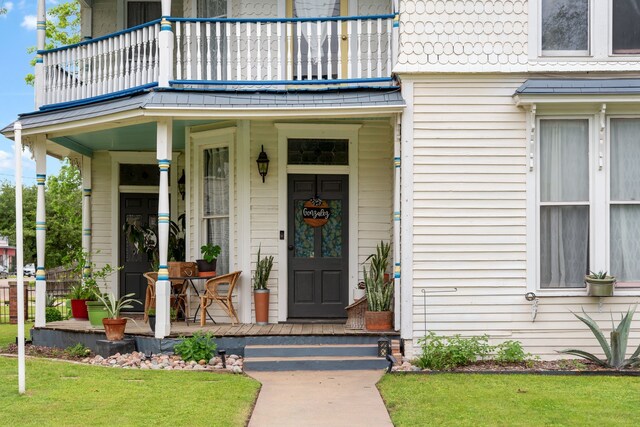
left=127, top=1, right=161, bottom=27
left=612, top=0, right=640, bottom=54
left=541, top=0, right=589, bottom=55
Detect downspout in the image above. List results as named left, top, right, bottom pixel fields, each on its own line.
left=393, top=114, right=401, bottom=331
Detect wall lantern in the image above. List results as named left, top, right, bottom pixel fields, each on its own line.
left=256, top=145, right=270, bottom=183
left=178, top=170, right=186, bottom=200
left=377, top=337, right=391, bottom=358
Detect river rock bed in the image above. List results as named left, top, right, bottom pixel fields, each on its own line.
left=83, top=351, right=244, bottom=373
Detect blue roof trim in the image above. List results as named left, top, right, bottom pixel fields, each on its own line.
left=516, top=79, right=640, bottom=95
left=156, top=85, right=400, bottom=94
left=170, top=78, right=394, bottom=86
left=35, top=83, right=158, bottom=113
left=39, top=20, right=161, bottom=55
left=169, top=14, right=396, bottom=24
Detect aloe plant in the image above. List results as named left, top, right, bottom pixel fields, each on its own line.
left=559, top=306, right=640, bottom=369
left=92, top=291, right=141, bottom=319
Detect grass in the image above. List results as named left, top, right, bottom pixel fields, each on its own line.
left=378, top=374, right=640, bottom=426
left=0, top=323, right=32, bottom=349
left=0, top=357, right=260, bottom=426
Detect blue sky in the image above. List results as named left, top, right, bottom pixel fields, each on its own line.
left=0, top=0, right=62, bottom=185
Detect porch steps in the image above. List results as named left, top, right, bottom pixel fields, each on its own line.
left=243, top=343, right=388, bottom=371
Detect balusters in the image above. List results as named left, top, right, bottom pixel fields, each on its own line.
left=267, top=22, right=272, bottom=81
left=337, top=20, right=343, bottom=79
left=196, top=21, right=202, bottom=81
left=306, top=21, right=312, bottom=80
left=246, top=22, right=252, bottom=81
left=327, top=20, right=332, bottom=80
left=235, top=23, right=241, bottom=80
left=185, top=23, right=192, bottom=80
left=386, top=18, right=391, bottom=76
left=347, top=19, right=353, bottom=79
left=376, top=18, right=382, bottom=78
left=357, top=19, right=362, bottom=79
left=279, top=21, right=285, bottom=81
left=175, top=22, right=183, bottom=80
left=256, top=22, right=262, bottom=81
left=367, top=19, right=373, bottom=78
left=215, top=22, right=222, bottom=80
left=206, top=22, right=212, bottom=81
left=296, top=23, right=302, bottom=80
left=316, top=20, right=322, bottom=80
left=226, top=21, right=231, bottom=81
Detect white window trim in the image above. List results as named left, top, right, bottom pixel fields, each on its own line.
left=608, top=0, right=640, bottom=57
left=526, top=108, right=640, bottom=296
left=190, top=127, right=236, bottom=275
left=275, top=122, right=361, bottom=322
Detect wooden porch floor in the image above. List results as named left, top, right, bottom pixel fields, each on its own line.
left=40, top=319, right=399, bottom=338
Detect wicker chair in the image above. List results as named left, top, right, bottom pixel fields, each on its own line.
left=143, top=272, right=188, bottom=324
left=143, top=272, right=158, bottom=323
left=199, top=271, right=242, bottom=326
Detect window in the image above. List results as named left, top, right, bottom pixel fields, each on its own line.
left=538, top=119, right=590, bottom=288
left=127, top=1, right=161, bottom=27
left=540, top=0, right=589, bottom=55
left=203, top=147, right=230, bottom=275
left=612, top=0, right=640, bottom=54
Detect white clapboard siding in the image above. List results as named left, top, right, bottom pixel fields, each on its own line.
left=90, top=152, right=113, bottom=278
left=409, top=75, right=640, bottom=358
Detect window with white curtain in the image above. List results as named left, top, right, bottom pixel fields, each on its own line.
left=535, top=116, right=640, bottom=289
left=203, top=147, right=230, bottom=275
left=539, top=119, right=590, bottom=288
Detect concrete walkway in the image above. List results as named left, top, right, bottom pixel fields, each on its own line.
left=247, top=370, right=393, bottom=427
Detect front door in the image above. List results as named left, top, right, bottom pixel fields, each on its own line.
left=119, top=193, right=158, bottom=310
left=288, top=174, right=349, bottom=318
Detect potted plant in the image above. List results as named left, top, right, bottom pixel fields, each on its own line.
left=196, top=243, right=221, bottom=277
left=68, top=284, right=93, bottom=320
left=585, top=271, right=616, bottom=297
left=85, top=263, right=120, bottom=328
left=364, top=241, right=394, bottom=331
left=253, top=246, right=274, bottom=325
left=93, top=291, right=141, bottom=341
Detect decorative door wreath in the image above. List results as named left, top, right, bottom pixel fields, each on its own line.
left=302, top=198, right=331, bottom=227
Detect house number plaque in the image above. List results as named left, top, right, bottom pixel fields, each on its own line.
left=302, top=198, right=330, bottom=227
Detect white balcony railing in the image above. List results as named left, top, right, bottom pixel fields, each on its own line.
left=41, top=20, right=161, bottom=107
left=38, top=14, right=395, bottom=108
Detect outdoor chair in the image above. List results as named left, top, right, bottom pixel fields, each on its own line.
left=199, top=271, right=242, bottom=326
left=143, top=272, right=188, bottom=325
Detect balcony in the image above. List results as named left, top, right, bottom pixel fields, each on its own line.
left=39, top=14, right=396, bottom=108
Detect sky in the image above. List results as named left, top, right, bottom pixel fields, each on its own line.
left=0, top=0, right=62, bottom=185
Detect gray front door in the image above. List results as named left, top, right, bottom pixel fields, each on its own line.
left=288, top=174, right=349, bottom=318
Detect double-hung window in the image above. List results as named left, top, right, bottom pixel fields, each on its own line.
left=202, top=146, right=230, bottom=275
left=535, top=115, right=640, bottom=290
left=612, top=0, right=640, bottom=54
left=540, top=0, right=590, bottom=56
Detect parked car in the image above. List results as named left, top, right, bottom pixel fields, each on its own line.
left=0, top=265, right=7, bottom=279
left=23, top=264, right=35, bottom=277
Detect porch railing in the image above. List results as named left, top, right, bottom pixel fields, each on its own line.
left=41, top=20, right=161, bottom=107
left=38, top=14, right=395, bottom=108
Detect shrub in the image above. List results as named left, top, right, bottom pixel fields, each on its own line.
left=45, top=307, right=63, bottom=322
left=174, top=331, right=217, bottom=362
left=494, top=340, right=533, bottom=364
left=65, top=343, right=91, bottom=358
left=415, top=332, right=493, bottom=370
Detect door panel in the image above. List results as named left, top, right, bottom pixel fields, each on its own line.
left=288, top=174, right=348, bottom=318
left=119, top=193, right=158, bottom=310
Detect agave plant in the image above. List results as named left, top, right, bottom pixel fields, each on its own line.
left=92, top=291, right=141, bottom=319
left=559, top=306, right=640, bottom=369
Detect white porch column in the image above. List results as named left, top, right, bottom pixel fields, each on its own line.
left=393, top=115, right=401, bottom=331
left=81, top=156, right=92, bottom=279
left=158, top=0, right=174, bottom=88
left=155, top=119, right=173, bottom=338
left=35, top=0, right=46, bottom=108
left=34, top=136, right=47, bottom=328
left=14, top=122, right=26, bottom=394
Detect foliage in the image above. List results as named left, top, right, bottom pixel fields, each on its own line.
left=364, top=240, right=391, bottom=282
left=92, top=292, right=141, bottom=319
left=252, top=246, right=274, bottom=290
left=363, top=241, right=393, bottom=311
left=67, top=283, right=96, bottom=300
left=45, top=307, right=63, bottom=322
left=494, top=340, right=534, bottom=364
left=123, top=214, right=186, bottom=269
left=559, top=306, right=640, bottom=369
left=173, top=331, right=217, bottom=362
left=415, top=332, right=493, bottom=370
left=64, top=343, right=91, bottom=358
left=587, top=270, right=610, bottom=280
left=146, top=307, right=177, bottom=321
left=25, top=0, right=81, bottom=85
left=0, top=357, right=260, bottom=426
left=45, top=294, right=61, bottom=307
left=378, top=374, right=640, bottom=426
left=200, top=243, right=222, bottom=263
left=0, top=160, right=81, bottom=267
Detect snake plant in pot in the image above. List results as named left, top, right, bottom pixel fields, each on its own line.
left=364, top=241, right=394, bottom=331
left=93, top=291, right=141, bottom=341
left=253, top=246, right=274, bottom=325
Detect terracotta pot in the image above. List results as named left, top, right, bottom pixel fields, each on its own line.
left=365, top=310, right=393, bottom=331
left=102, top=318, right=128, bottom=341
left=254, top=289, right=270, bottom=325
left=198, top=271, right=217, bottom=278
left=70, top=299, right=89, bottom=320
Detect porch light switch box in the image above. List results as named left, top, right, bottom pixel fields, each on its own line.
left=280, top=230, right=285, bottom=240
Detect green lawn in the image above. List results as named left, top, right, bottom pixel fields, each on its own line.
left=0, top=323, right=32, bottom=349
left=379, top=374, right=640, bottom=426
left=0, top=357, right=260, bottom=426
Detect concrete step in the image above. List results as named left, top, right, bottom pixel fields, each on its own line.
left=244, top=355, right=389, bottom=371
left=245, top=344, right=379, bottom=358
